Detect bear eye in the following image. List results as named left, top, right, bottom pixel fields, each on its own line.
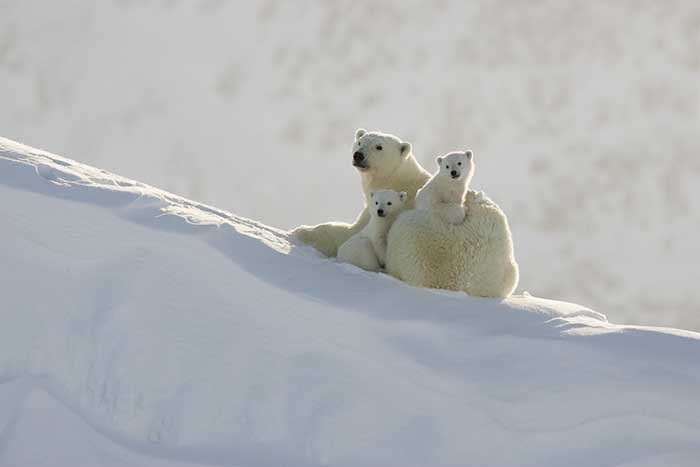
left=446, top=165, right=450, bottom=169
left=376, top=145, right=382, bottom=151
left=375, top=201, right=379, bottom=205
left=387, top=202, right=392, bottom=206
left=458, top=162, right=462, bottom=166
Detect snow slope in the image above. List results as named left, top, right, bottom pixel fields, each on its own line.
left=1, top=137, right=700, bottom=467
left=2, top=0, right=699, bottom=330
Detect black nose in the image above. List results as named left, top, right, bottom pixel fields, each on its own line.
left=353, top=151, right=365, bottom=162
left=451, top=170, right=458, bottom=177
left=377, top=209, right=385, bottom=216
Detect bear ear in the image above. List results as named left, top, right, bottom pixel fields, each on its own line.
left=370, top=191, right=375, bottom=198
left=399, top=192, right=407, bottom=202
left=399, top=142, right=411, bottom=157
left=465, top=150, right=473, bottom=159
left=355, top=128, right=367, bottom=140
left=436, top=156, right=443, bottom=166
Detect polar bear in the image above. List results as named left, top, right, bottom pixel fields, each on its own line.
left=415, top=150, right=474, bottom=225
left=292, top=129, right=519, bottom=298
left=337, top=190, right=407, bottom=272
left=386, top=191, right=519, bottom=298
left=291, top=128, right=430, bottom=258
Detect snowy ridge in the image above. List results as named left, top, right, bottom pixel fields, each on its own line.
left=1, top=137, right=699, bottom=467
left=3, top=1, right=700, bottom=329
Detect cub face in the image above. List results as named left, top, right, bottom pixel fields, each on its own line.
left=435, top=150, right=474, bottom=181
left=352, top=128, right=412, bottom=176
left=369, top=190, right=407, bottom=218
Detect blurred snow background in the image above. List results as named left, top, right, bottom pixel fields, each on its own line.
left=1, top=0, right=698, bottom=329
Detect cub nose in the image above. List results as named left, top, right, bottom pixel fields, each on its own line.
left=353, top=151, right=365, bottom=162
left=377, top=208, right=385, bottom=217
left=450, top=170, right=458, bottom=177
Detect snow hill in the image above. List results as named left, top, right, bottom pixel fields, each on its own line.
left=2, top=1, right=700, bottom=330
left=1, top=137, right=700, bottom=467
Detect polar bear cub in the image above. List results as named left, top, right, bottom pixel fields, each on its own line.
left=337, top=190, right=407, bottom=272
left=415, top=150, right=474, bottom=224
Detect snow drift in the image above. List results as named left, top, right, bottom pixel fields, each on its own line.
left=1, top=137, right=699, bottom=467
left=4, top=1, right=700, bottom=330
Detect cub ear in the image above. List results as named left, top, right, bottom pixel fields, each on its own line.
left=399, top=142, right=411, bottom=157
left=436, top=156, right=443, bottom=166
left=399, top=192, right=407, bottom=202
left=465, top=150, right=473, bottom=159
left=355, top=128, right=367, bottom=140
left=370, top=191, right=375, bottom=198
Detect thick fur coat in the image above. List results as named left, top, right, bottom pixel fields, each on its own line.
left=386, top=191, right=519, bottom=298
left=291, top=129, right=429, bottom=257
left=293, top=129, right=519, bottom=298
left=337, top=190, right=407, bottom=272
left=415, top=150, right=474, bottom=225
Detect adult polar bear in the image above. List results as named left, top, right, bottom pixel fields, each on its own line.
left=292, top=129, right=519, bottom=298
left=292, top=128, right=428, bottom=258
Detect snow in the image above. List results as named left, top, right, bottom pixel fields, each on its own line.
left=2, top=1, right=699, bottom=330
left=1, top=136, right=700, bottom=467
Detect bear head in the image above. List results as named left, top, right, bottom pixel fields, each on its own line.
left=352, top=128, right=412, bottom=176
left=369, top=190, right=407, bottom=219
left=435, top=150, right=474, bottom=182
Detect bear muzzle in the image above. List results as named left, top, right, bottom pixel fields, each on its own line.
left=377, top=208, right=386, bottom=217
left=450, top=170, right=460, bottom=179
left=353, top=151, right=368, bottom=169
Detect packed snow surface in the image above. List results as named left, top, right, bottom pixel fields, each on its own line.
left=1, top=137, right=699, bottom=467
left=3, top=1, right=700, bottom=329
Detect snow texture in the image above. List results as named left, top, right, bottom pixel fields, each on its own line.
left=2, top=1, right=699, bottom=330
left=1, top=137, right=700, bottom=467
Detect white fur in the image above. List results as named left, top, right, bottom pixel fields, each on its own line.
left=337, top=190, right=407, bottom=272
left=386, top=191, right=519, bottom=298
left=415, top=151, right=474, bottom=225
left=293, top=129, right=519, bottom=298
left=292, top=128, right=429, bottom=257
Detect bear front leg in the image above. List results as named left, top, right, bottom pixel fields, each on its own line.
left=291, top=208, right=370, bottom=257
left=438, top=202, right=466, bottom=225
